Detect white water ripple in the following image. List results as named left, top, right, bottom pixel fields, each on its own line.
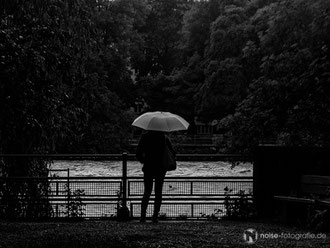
left=49, top=160, right=253, bottom=177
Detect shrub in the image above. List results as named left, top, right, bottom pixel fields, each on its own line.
left=223, top=187, right=255, bottom=220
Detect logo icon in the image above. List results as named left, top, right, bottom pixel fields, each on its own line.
left=243, top=228, right=258, bottom=244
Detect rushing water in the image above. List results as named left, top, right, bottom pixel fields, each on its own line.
left=50, top=160, right=253, bottom=177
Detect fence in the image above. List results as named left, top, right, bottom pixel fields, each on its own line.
left=0, top=153, right=253, bottom=219
left=127, top=176, right=253, bottom=219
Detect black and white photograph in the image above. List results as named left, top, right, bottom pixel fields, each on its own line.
left=0, top=0, right=330, bottom=247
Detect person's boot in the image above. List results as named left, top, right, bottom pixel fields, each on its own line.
left=140, top=206, right=147, bottom=222
left=140, top=211, right=146, bottom=222
left=152, top=213, right=158, bottom=223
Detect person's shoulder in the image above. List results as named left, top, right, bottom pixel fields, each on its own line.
left=142, top=132, right=151, bottom=139
left=141, top=132, right=153, bottom=141
left=138, top=132, right=148, bottom=143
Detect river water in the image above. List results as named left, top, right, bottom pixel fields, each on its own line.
left=50, top=160, right=253, bottom=177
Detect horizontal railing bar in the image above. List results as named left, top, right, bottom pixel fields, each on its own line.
left=2, top=197, right=253, bottom=201
left=0, top=153, right=252, bottom=161
left=47, top=194, right=254, bottom=198
left=14, top=197, right=251, bottom=202
left=129, top=194, right=253, bottom=196
left=48, top=198, right=122, bottom=201
left=0, top=176, right=253, bottom=180
left=130, top=202, right=230, bottom=204
left=50, top=180, right=123, bottom=183
left=128, top=197, right=253, bottom=201
left=129, top=177, right=253, bottom=180
left=2, top=194, right=253, bottom=199
left=1, top=196, right=253, bottom=200
left=9, top=194, right=253, bottom=198
left=0, top=177, right=123, bottom=180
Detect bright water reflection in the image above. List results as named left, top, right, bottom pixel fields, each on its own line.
left=50, top=160, right=253, bottom=177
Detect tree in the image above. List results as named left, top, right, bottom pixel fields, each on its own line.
left=184, top=0, right=253, bottom=121
left=134, top=0, right=191, bottom=77
left=0, top=0, right=141, bottom=158
left=221, top=0, right=330, bottom=153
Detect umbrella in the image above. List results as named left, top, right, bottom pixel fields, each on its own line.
left=132, top=111, right=189, bottom=132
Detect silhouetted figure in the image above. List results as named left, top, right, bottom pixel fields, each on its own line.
left=136, top=130, right=175, bottom=223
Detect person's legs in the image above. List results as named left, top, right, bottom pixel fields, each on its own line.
left=141, top=171, right=153, bottom=222
left=153, top=170, right=167, bottom=222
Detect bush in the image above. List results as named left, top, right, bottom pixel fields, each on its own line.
left=223, top=187, right=255, bottom=220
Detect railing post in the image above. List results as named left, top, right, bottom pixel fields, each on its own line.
left=56, top=204, right=59, bottom=217
left=56, top=182, right=59, bottom=196
left=122, top=152, right=127, bottom=207
left=130, top=202, right=133, bottom=218
left=67, top=168, right=70, bottom=218
left=118, top=152, right=130, bottom=221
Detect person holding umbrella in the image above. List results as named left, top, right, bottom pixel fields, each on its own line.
left=132, top=112, right=189, bottom=223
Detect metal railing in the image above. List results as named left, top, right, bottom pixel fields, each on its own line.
left=0, top=176, right=252, bottom=218
left=127, top=176, right=253, bottom=219
left=0, top=153, right=253, bottom=219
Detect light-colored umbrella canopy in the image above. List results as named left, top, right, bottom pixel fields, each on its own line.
left=132, top=111, right=189, bottom=132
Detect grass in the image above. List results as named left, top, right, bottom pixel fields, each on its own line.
left=0, top=219, right=329, bottom=248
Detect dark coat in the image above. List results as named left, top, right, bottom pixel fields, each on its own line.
left=136, top=131, right=175, bottom=173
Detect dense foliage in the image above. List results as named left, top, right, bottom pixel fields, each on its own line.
left=139, top=0, right=330, bottom=153
left=0, top=0, right=139, bottom=159
left=1, top=0, right=330, bottom=159
left=214, top=0, right=330, bottom=153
